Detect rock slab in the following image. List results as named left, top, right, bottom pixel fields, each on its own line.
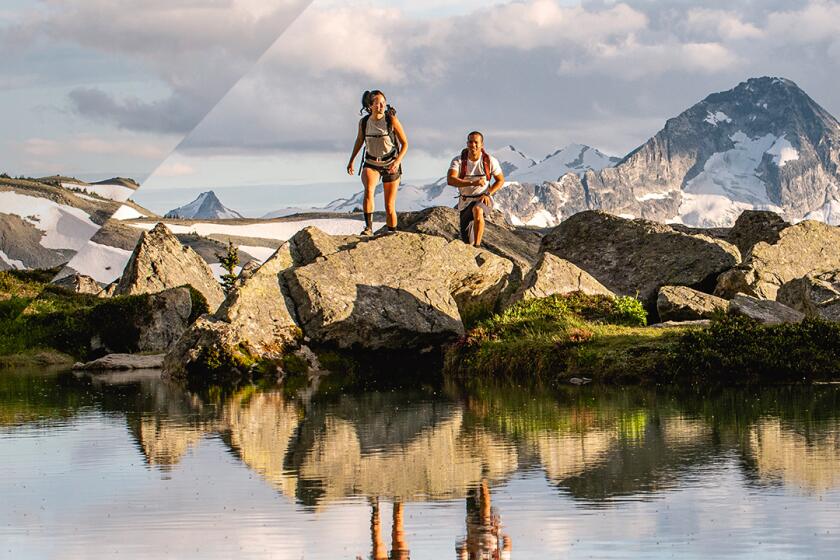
left=511, top=252, right=614, bottom=304
left=729, top=294, right=805, bottom=325
left=115, top=222, right=225, bottom=311
left=657, top=285, right=729, bottom=321
left=777, top=270, right=840, bottom=321
left=541, top=211, right=741, bottom=306
left=74, top=353, right=164, bottom=370
left=716, top=220, right=840, bottom=300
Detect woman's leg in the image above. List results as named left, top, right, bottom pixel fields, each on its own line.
left=361, top=167, right=380, bottom=233
left=382, top=178, right=399, bottom=229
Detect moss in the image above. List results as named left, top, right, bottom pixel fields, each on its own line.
left=673, top=315, right=840, bottom=382
left=281, top=352, right=309, bottom=375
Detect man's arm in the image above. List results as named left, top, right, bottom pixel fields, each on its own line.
left=447, top=168, right=485, bottom=188
left=487, top=171, right=505, bottom=195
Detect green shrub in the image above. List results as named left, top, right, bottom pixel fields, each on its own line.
left=611, top=296, right=647, bottom=327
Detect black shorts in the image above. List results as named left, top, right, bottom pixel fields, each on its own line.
left=363, top=160, right=402, bottom=183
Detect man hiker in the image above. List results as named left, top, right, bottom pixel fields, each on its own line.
left=447, top=131, right=505, bottom=247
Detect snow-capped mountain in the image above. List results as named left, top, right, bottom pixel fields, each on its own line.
left=508, top=144, right=619, bottom=183
left=263, top=144, right=617, bottom=221
left=165, top=191, right=244, bottom=220
left=579, top=76, right=840, bottom=227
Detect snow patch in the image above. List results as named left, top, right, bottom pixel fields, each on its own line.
left=210, top=263, right=243, bottom=282
left=110, top=205, right=145, bottom=221
left=618, top=213, right=636, bottom=219
left=802, top=199, right=840, bottom=226
left=63, top=241, right=132, bottom=284
left=0, top=250, right=25, bottom=269
left=676, top=131, right=784, bottom=227
left=128, top=218, right=384, bottom=240
left=0, top=191, right=99, bottom=250
left=61, top=182, right=134, bottom=202
left=704, top=111, right=732, bottom=126
left=635, top=191, right=676, bottom=202
left=766, top=136, right=799, bottom=167
left=237, top=245, right=278, bottom=263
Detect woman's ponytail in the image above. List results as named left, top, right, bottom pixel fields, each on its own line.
left=360, top=90, right=372, bottom=115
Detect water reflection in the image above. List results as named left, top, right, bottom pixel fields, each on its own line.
left=4, top=367, right=840, bottom=557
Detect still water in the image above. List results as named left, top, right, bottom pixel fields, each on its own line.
left=2, top=367, right=840, bottom=559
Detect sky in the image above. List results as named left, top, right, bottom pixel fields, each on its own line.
left=4, top=0, right=840, bottom=215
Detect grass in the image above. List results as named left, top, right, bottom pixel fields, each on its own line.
left=445, top=293, right=677, bottom=383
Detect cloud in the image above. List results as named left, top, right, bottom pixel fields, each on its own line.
left=23, top=135, right=167, bottom=160
left=155, top=162, right=196, bottom=177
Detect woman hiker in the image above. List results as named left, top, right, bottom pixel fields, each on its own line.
left=346, top=90, right=408, bottom=235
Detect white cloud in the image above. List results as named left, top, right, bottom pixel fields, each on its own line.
left=154, top=162, right=196, bottom=177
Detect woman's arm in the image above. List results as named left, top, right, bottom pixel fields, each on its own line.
left=347, top=119, right=365, bottom=175
left=388, top=116, right=409, bottom=174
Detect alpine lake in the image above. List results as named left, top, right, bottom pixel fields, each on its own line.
left=2, top=364, right=840, bottom=559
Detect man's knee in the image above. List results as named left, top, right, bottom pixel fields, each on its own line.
left=473, top=206, right=484, bottom=222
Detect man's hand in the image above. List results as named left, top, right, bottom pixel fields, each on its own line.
left=473, top=176, right=488, bottom=188
left=480, top=194, right=492, bottom=206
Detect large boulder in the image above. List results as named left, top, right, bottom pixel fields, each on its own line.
left=114, top=222, right=225, bottom=311
left=164, top=244, right=302, bottom=378
left=729, top=294, right=805, bottom=325
left=715, top=221, right=840, bottom=300
left=284, top=231, right=513, bottom=350
left=656, top=285, right=729, bottom=321
left=777, top=271, right=840, bottom=321
left=289, top=226, right=359, bottom=266
left=400, top=206, right=539, bottom=281
left=726, top=210, right=790, bottom=258
left=511, top=252, right=613, bottom=304
left=89, top=286, right=197, bottom=355
left=541, top=211, right=741, bottom=307
left=214, top=243, right=301, bottom=354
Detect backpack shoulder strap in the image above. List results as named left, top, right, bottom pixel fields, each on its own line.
left=459, top=148, right=469, bottom=179
left=481, top=150, right=492, bottom=181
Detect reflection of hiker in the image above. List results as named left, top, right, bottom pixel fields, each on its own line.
left=456, top=479, right=511, bottom=560
left=447, top=131, right=505, bottom=247
left=361, top=497, right=411, bottom=560
left=347, top=90, right=409, bottom=236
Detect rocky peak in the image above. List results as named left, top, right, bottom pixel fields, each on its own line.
left=164, top=191, right=243, bottom=220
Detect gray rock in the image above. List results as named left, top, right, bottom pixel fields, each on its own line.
left=73, top=353, right=164, bottom=370
left=52, top=273, right=102, bottom=295
left=715, top=220, right=840, bottom=300
left=114, top=222, right=225, bottom=311
left=214, top=242, right=301, bottom=354
left=777, top=270, right=840, bottom=321
left=649, top=320, right=712, bottom=329
left=729, top=293, right=805, bottom=324
left=511, top=252, right=613, bottom=304
left=726, top=210, right=790, bottom=258
left=541, top=211, right=741, bottom=307
left=400, top=206, right=538, bottom=282
left=163, top=316, right=247, bottom=379
left=284, top=231, right=513, bottom=350
left=656, top=285, right=729, bottom=321
left=289, top=226, right=359, bottom=266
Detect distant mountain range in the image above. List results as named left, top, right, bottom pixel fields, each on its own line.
left=265, top=77, right=840, bottom=228
left=164, top=191, right=243, bottom=220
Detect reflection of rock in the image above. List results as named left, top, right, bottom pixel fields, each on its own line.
left=295, top=410, right=518, bottom=505
left=224, top=391, right=300, bottom=498
left=749, top=419, right=840, bottom=494
left=136, top=416, right=209, bottom=469
left=536, top=430, right=616, bottom=481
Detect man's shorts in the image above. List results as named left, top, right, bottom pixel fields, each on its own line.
left=459, top=199, right=491, bottom=244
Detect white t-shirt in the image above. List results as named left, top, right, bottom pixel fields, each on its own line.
left=449, top=152, right=503, bottom=210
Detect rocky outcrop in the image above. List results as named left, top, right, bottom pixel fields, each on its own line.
left=114, top=222, right=225, bottom=311
left=729, top=294, right=805, bottom=324
left=214, top=243, right=301, bottom=354
left=73, top=353, right=164, bottom=370
left=284, top=232, right=513, bottom=350
left=90, top=286, right=195, bottom=355
left=777, top=271, right=840, bottom=321
left=726, top=210, right=790, bottom=258
left=400, top=206, right=538, bottom=281
left=164, top=244, right=302, bottom=378
left=511, top=252, right=613, bottom=304
left=289, top=226, right=359, bottom=266
left=52, top=273, right=102, bottom=295
left=541, top=211, right=741, bottom=307
left=657, top=286, right=729, bottom=321
left=715, top=221, right=840, bottom=300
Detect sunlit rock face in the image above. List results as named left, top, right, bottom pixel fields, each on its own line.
left=294, top=408, right=518, bottom=507
left=224, top=391, right=301, bottom=499
left=748, top=419, right=840, bottom=494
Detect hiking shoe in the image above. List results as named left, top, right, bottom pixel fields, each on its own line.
left=361, top=226, right=373, bottom=236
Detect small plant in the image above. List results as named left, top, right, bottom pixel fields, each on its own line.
left=215, top=240, right=239, bottom=295
left=610, top=296, right=647, bottom=327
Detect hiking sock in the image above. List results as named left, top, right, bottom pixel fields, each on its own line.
left=364, top=212, right=373, bottom=230
left=387, top=226, right=397, bottom=232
